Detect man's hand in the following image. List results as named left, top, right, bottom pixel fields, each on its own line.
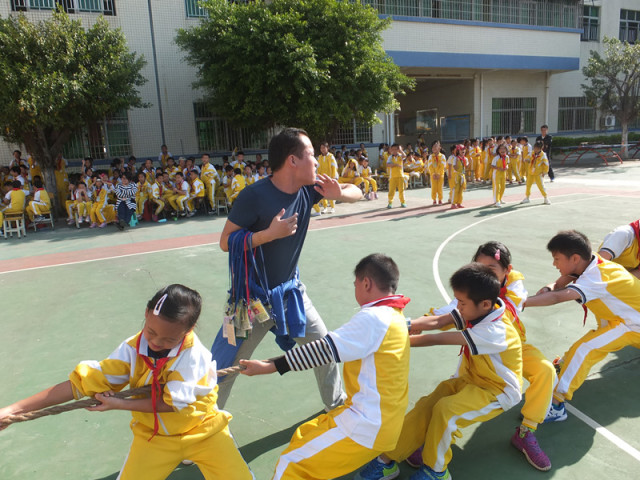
left=267, top=209, right=298, bottom=241
left=314, top=174, right=342, bottom=199
left=239, top=359, right=276, bottom=376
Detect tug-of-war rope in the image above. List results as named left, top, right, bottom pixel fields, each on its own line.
left=0, top=364, right=246, bottom=427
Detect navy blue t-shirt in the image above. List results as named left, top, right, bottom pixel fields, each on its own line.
left=228, top=178, right=323, bottom=289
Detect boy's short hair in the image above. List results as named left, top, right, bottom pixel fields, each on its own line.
left=354, top=253, right=399, bottom=294
left=268, top=128, right=308, bottom=173
left=533, top=140, right=544, bottom=150
left=12, top=180, right=21, bottom=188
left=547, top=230, right=592, bottom=261
left=450, top=263, right=500, bottom=305
left=541, top=124, right=549, bottom=129
left=33, top=178, right=43, bottom=189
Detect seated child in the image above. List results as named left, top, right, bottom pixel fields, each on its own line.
left=25, top=177, right=51, bottom=222
left=0, top=180, right=27, bottom=226
left=186, top=170, right=205, bottom=217
left=240, top=254, right=410, bottom=480
left=169, top=172, right=189, bottom=216
left=597, top=219, right=640, bottom=278
left=0, top=284, right=253, bottom=480
left=357, top=263, right=523, bottom=480
left=360, top=157, right=378, bottom=200
left=525, top=230, right=640, bottom=422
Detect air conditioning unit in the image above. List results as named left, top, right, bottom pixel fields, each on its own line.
left=604, top=115, right=616, bottom=127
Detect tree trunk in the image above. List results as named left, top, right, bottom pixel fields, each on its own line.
left=42, top=165, right=60, bottom=215
left=621, top=121, right=629, bottom=160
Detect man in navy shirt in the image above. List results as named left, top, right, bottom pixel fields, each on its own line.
left=212, top=128, right=362, bottom=410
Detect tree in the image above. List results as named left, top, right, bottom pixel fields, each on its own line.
left=582, top=36, right=640, bottom=158
left=0, top=10, right=147, bottom=209
left=176, top=0, right=413, bottom=144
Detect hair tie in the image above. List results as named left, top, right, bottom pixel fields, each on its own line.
left=494, top=250, right=501, bottom=261
left=153, top=293, right=168, bottom=315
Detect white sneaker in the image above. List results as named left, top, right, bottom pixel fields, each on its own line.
left=320, top=207, right=326, bottom=214
left=327, top=207, right=335, bottom=214
left=520, top=197, right=530, bottom=204
left=500, top=200, right=507, bottom=205
left=310, top=210, right=321, bottom=217
left=543, top=197, right=551, bottom=205
left=85, top=216, right=91, bottom=223
left=493, top=202, right=501, bottom=208
left=544, top=403, right=567, bottom=423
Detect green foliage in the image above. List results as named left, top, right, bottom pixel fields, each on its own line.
left=582, top=37, right=640, bottom=156
left=552, top=132, right=640, bottom=148
left=0, top=10, right=147, bottom=169
left=176, top=0, right=413, bottom=143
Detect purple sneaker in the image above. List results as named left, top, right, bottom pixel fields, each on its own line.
left=511, top=426, right=551, bottom=471
left=406, top=447, right=424, bottom=468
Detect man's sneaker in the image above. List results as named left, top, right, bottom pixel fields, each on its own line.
left=387, top=203, right=393, bottom=209
left=544, top=402, right=567, bottom=423
left=355, top=458, right=399, bottom=480
left=520, top=197, right=530, bottom=204
left=511, top=426, right=551, bottom=471
left=543, top=197, right=551, bottom=205
left=405, top=447, right=423, bottom=468
left=409, top=465, right=452, bottom=480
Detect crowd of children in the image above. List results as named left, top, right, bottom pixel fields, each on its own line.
left=2, top=217, right=639, bottom=479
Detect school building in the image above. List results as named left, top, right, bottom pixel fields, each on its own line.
left=0, top=0, right=637, bottom=164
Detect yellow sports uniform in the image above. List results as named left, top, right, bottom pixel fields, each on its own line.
left=0, top=188, right=27, bottom=225
left=136, top=180, right=150, bottom=216
left=169, top=180, right=190, bottom=212
left=386, top=299, right=522, bottom=472
left=317, top=153, right=339, bottom=209
left=519, top=143, right=531, bottom=180
left=201, top=163, right=221, bottom=209
left=427, top=153, right=446, bottom=202
left=491, top=155, right=509, bottom=203
left=225, top=174, right=246, bottom=205
left=55, top=157, right=70, bottom=207
left=338, top=161, right=365, bottom=190
left=187, top=177, right=205, bottom=211
left=556, top=255, right=640, bottom=403
left=90, top=188, right=109, bottom=224
left=70, top=331, right=251, bottom=479
left=470, top=146, right=482, bottom=181
left=148, top=182, right=165, bottom=216
left=360, top=165, right=377, bottom=195
left=26, top=188, right=51, bottom=221
left=599, top=222, right=640, bottom=270
left=482, top=147, right=493, bottom=181
left=386, top=154, right=405, bottom=205
left=273, top=296, right=410, bottom=480
left=450, top=156, right=467, bottom=205
left=508, top=145, right=522, bottom=182
left=525, top=151, right=549, bottom=199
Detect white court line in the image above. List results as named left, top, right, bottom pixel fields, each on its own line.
left=431, top=192, right=640, bottom=462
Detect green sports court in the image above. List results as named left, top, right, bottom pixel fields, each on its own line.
left=1, top=160, right=640, bottom=480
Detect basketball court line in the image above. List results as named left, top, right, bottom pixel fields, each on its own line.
left=431, top=192, right=640, bottom=462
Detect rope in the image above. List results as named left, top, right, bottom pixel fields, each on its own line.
left=0, top=364, right=246, bottom=427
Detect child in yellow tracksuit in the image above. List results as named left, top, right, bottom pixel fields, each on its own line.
left=200, top=154, right=220, bottom=209
left=186, top=170, right=205, bottom=216
left=224, top=167, right=246, bottom=205
left=469, top=138, right=482, bottom=182
left=136, top=172, right=150, bottom=218
left=315, top=143, right=339, bottom=213
left=598, top=220, right=640, bottom=278
left=491, top=144, right=509, bottom=207
left=357, top=263, right=522, bottom=480
left=518, top=137, right=532, bottom=182
left=360, top=157, right=378, bottom=200
left=525, top=230, right=640, bottom=424
left=339, top=159, right=365, bottom=190
left=0, top=284, right=253, bottom=480
left=0, top=180, right=27, bottom=226
left=89, top=178, right=109, bottom=228
left=520, top=141, right=550, bottom=205
left=508, top=140, right=522, bottom=184
left=241, top=254, right=410, bottom=480
left=427, top=142, right=446, bottom=205
left=25, top=178, right=51, bottom=222
left=148, top=178, right=165, bottom=221
left=386, top=144, right=406, bottom=208
left=450, top=145, right=467, bottom=209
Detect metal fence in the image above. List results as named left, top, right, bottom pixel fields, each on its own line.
left=491, top=97, right=537, bottom=135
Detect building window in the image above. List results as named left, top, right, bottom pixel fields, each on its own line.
left=557, top=97, right=596, bottom=132
left=62, top=111, right=132, bottom=161
left=11, top=0, right=115, bottom=14
left=194, top=103, right=272, bottom=152
left=620, top=9, right=640, bottom=44
left=582, top=6, right=599, bottom=41
left=362, top=0, right=581, bottom=29
left=186, top=0, right=208, bottom=18
left=333, top=120, right=374, bottom=145
left=491, top=97, right=537, bottom=135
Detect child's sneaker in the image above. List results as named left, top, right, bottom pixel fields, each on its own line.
left=310, top=210, right=321, bottom=217
left=98, top=222, right=107, bottom=228
left=520, top=197, right=530, bottom=204
left=543, top=197, right=551, bottom=205
left=85, top=216, right=91, bottom=223
left=405, top=447, right=423, bottom=468
left=89, top=222, right=97, bottom=228
left=544, top=402, right=567, bottom=423
left=387, top=203, right=393, bottom=209
left=67, top=217, right=75, bottom=225
left=355, top=458, right=399, bottom=480
left=410, top=465, right=451, bottom=480
left=400, top=203, right=407, bottom=208
left=511, top=426, right=551, bottom=471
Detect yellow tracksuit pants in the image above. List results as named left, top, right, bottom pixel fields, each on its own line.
left=386, top=377, right=503, bottom=472
left=26, top=201, right=50, bottom=221
left=431, top=176, right=444, bottom=202
left=554, top=322, right=640, bottom=403
left=90, top=203, right=107, bottom=223
left=525, top=174, right=547, bottom=198
left=272, top=411, right=378, bottom=480
left=521, top=343, right=557, bottom=429
left=387, top=177, right=405, bottom=204
left=169, top=195, right=188, bottom=212
left=118, top=422, right=252, bottom=480
left=492, top=170, right=506, bottom=203
left=150, top=198, right=165, bottom=216
left=136, top=194, right=148, bottom=216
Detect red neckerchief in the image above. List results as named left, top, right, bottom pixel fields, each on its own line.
left=531, top=153, right=539, bottom=173
left=631, top=220, right=640, bottom=262
left=366, top=295, right=411, bottom=310
left=500, top=154, right=507, bottom=170
left=135, top=334, right=185, bottom=440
